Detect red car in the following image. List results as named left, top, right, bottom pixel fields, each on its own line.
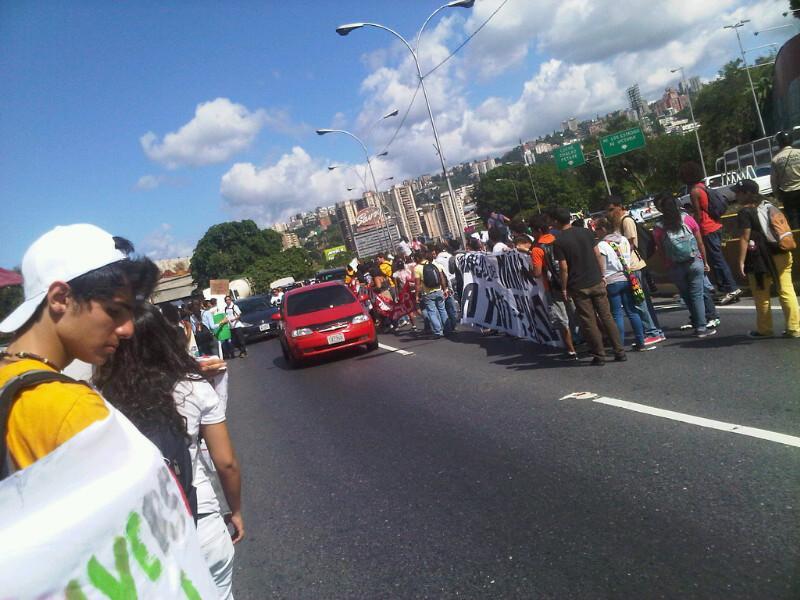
left=276, top=281, right=378, bottom=368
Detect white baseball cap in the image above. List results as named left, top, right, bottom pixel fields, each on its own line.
left=0, top=224, right=128, bottom=333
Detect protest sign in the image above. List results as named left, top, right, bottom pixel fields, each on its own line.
left=457, top=251, right=562, bottom=346
left=370, top=282, right=416, bottom=321
left=0, top=405, right=217, bottom=599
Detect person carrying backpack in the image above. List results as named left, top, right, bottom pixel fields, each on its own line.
left=414, top=249, right=449, bottom=338
left=530, top=214, right=578, bottom=359
left=680, top=161, right=741, bottom=305
left=770, top=130, right=800, bottom=229
left=733, top=179, right=799, bottom=338
left=607, top=197, right=665, bottom=345
left=653, top=195, right=716, bottom=338
left=96, top=303, right=244, bottom=599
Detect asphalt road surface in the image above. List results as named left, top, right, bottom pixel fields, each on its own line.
left=224, top=300, right=800, bottom=599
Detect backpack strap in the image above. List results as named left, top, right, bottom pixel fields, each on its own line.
left=0, top=370, right=86, bottom=481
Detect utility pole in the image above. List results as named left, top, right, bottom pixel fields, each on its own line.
left=724, top=20, right=767, bottom=137
left=597, top=150, right=612, bottom=196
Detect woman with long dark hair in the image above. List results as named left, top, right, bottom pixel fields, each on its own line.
left=95, top=303, right=243, bottom=599
left=653, top=195, right=715, bottom=338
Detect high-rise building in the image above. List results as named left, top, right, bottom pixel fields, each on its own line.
left=388, top=184, right=422, bottom=241
left=335, top=199, right=359, bottom=251
left=281, top=232, right=301, bottom=250
left=627, top=83, right=646, bottom=120
left=418, top=203, right=445, bottom=240
left=562, top=117, right=578, bottom=132
left=272, top=222, right=288, bottom=234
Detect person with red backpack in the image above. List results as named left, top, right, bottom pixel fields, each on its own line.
left=733, top=179, right=799, bottom=338
left=680, top=161, right=741, bottom=305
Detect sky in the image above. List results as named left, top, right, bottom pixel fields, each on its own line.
left=1, top=0, right=796, bottom=267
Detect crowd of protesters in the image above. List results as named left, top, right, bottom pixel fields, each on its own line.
left=0, top=162, right=797, bottom=595
left=353, top=167, right=797, bottom=362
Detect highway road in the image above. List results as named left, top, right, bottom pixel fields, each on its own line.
left=224, top=300, right=800, bottom=599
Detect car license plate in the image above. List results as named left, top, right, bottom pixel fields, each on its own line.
left=259, top=324, right=270, bottom=332
left=327, top=332, right=345, bottom=345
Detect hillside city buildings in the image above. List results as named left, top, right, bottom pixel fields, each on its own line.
left=269, top=75, right=706, bottom=258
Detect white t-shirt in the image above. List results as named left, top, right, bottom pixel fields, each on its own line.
left=434, top=251, right=455, bottom=286
left=492, top=242, right=511, bottom=253
left=598, top=234, right=631, bottom=285
left=224, top=303, right=244, bottom=329
left=270, top=292, right=283, bottom=306
left=173, top=377, right=227, bottom=514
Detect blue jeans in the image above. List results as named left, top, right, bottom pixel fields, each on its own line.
left=633, top=269, right=663, bottom=338
left=606, top=280, right=645, bottom=347
left=703, top=230, right=738, bottom=294
left=420, top=290, right=449, bottom=336
left=444, top=294, right=459, bottom=333
left=703, top=275, right=718, bottom=321
left=670, top=258, right=707, bottom=332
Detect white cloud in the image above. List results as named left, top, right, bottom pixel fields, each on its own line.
left=135, top=175, right=163, bottom=190
left=140, top=98, right=268, bottom=168
left=219, top=0, right=792, bottom=221
left=220, top=147, right=396, bottom=225
left=140, top=223, right=195, bottom=260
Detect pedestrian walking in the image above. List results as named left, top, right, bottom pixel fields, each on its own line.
left=680, top=161, right=742, bottom=304
left=770, top=131, right=800, bottom=229
left=594, top=219, right=651, bottom=351
left=414, top=250, right=449, bottom=338
left=653, top=195, right=716, bottom=338
left=224, top=295, right=247, bottom=357
left=97, top=303, right=244, bottom=599
left=733, top=179, right=799, bottom=338
left=551, top=207, right=626, bottom=365
left=606, top=196, right=665, bottom=344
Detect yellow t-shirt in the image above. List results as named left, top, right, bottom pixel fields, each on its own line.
left=0, top=359, right=109, bottom=469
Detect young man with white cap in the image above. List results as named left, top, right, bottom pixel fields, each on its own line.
left=0, top=224, right=158, bottom=472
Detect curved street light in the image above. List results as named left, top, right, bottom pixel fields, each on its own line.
left=495, top=178, right=522, bottom=213
left=336, top=1, right=474, bottom=248
left=670, top=66, right=707, bottom=180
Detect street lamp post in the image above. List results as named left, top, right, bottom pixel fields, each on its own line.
left=317, top=130, right=397, bottom=252
left=336, top=0, right=474, bottom=249
left=495, top=178, right=522, bottom=213
left=671, top=66, right=707, bottom=179
left=724, top=20, right=767, bottom=137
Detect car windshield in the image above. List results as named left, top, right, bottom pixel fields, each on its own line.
left=236, top=297, right=270, bottom=313
left=286, top=286, right=356, bottom=316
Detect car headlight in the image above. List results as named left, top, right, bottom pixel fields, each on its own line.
left=291, top=327, right=313, bottom=338
left=352, top=314, right=369, bottom=324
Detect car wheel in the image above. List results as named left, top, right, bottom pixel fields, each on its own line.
left=366, top=338, right=379, bottom=352
left=281, top=342, right=300, bottom=368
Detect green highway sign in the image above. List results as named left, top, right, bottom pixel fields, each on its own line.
left=600, top=127, right=646, bottom=158
left=553, top=142, right=586, bottom=171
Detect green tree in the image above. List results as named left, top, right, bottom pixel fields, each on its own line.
left=0, top=284, right=23, bottom=324
left=189, top=220, right=282, bottom=288
left=244, top=247, right=316, bottom=293
left=693, top=59, right=772, bottom=170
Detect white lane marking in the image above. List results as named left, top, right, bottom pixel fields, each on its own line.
left=378, top=343, right=414, bottom=356
left=560, top=393, right=800, bottom=448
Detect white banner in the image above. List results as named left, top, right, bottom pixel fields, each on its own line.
left=457, top=251, right=562, bottom=346
left=0, top=404, right=217, bottom=599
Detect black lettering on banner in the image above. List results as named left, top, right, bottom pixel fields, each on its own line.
left=530, top=293, right=558, bottom=342
left=461, top=282, right=479, bottom=319
left=497, top=253, right=527, bottom=291
left=512, top=293, right=537, bottom=338
left=484, top=287, right=512, bottom=329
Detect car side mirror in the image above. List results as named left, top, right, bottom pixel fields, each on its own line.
left=271, top=313, right=282, bottom=321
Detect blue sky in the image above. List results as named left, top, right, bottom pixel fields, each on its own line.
left=1, top=0, right=795, bottom=267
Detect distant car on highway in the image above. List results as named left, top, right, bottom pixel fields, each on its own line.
left=236, top=294, right=280, bottom=342
left=315, top=267, right=347, bottom=282
left=629, top=197, right=661, bottom=222
left=276, top=281, right=377, bottom=368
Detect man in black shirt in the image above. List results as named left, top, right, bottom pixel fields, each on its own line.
left=733, top=179, right=799, bottom=338
left=552, top=207, right=626, bottom=364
